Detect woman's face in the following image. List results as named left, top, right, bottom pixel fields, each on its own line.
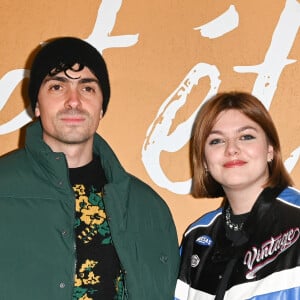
left=204, top=109, right=274, bottom=194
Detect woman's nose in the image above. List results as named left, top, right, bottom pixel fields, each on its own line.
left=225, top=139, right=240, bottom=156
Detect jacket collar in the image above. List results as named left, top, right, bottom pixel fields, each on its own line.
left=25, top=120, right=130, bottom=206
left=25, top=120, right=127, bottom=181
left=244, top=186, right=285, bottom=235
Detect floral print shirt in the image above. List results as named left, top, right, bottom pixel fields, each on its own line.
left=69, top=156, right=123, bottom=299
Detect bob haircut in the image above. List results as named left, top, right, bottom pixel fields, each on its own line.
left=191, top=91, right=293, bottom=198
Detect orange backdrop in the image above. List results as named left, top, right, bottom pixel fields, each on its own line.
left=0, top=0, right=299, bottom=241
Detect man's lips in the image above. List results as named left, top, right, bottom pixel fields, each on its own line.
left=60, top=115, right=86, bottom=122
left=223, top=160, right=246, bottom=168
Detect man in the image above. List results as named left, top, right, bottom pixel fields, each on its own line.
left=0, top=37, right=179, bottom=299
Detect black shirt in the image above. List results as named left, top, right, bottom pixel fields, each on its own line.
left=69, top=155, right=123, bottom=299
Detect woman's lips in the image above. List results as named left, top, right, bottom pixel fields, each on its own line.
left=223, top=160, right=246, bottom=168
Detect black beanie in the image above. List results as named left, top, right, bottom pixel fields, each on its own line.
left=28, top=37, right=110, bottom=115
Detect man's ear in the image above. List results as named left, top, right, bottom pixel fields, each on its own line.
left=100, top=109, right=104, bottom=120
left=35, top=102, right=40, bottom=117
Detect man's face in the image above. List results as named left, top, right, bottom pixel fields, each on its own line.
left=35, top=64, right=103, bottom=151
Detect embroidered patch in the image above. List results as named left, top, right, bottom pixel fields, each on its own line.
left=243, top=227, right=300, bottom=279
left=191, top=254, right=200, bottom=268
left=196, top=235, right=213, bottom=247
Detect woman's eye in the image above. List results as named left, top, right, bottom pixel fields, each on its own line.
left=241, top=134, right=255, bottom=140
left=209, top=138, right=223, bottom=145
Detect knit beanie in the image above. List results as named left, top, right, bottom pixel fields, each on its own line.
left=28, top=37, right=110, bottom=115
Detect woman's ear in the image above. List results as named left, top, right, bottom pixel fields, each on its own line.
left=267, top=144, right=274, bottom=162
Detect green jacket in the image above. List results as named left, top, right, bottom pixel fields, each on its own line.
left=0, top=120, right=179, bottom=300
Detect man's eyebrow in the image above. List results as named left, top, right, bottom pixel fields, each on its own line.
left=42, top=76, right=68, bottom=84
left=78, top=78, right=99, bottom=85
left=42, top=76, right=99, bottom=85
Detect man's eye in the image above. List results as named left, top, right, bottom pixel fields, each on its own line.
left=49, top=84, right=62, bottom=91
left=83, top=86, right=95, bottom=93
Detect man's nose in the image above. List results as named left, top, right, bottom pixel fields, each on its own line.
left=64, top=89, right=81, bottom=109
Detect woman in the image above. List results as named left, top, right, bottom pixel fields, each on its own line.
left=174, top=92, right=300, bottom=300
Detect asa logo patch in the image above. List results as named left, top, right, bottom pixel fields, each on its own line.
left=195, top=235, right=213, bottom=247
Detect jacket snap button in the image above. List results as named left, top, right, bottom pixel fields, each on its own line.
left=160, top=255, right=168, bottom=263
left=59, top=282, right=65, bottom=288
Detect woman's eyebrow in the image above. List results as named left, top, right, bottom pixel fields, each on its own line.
left=237, top=125, right=258, bottom=133
left=208, top=125, right=258, bottom=135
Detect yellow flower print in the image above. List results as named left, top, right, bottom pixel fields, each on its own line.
left=81, top=295, right=92, bottom=300
left=74, top=274, right=82, bottom=287
left=79, top=259, right=98, bottom=272
left=73, top=184, right=86, bottom=195
left=97, top=191, right=104, bottom=197
left=80, top=205, right=106, bottom=226
left=83, top=272, right=100, bottom=285
left=76, top=195, right=89, bottom=212
left=76, top=260, right=100, bottom=286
